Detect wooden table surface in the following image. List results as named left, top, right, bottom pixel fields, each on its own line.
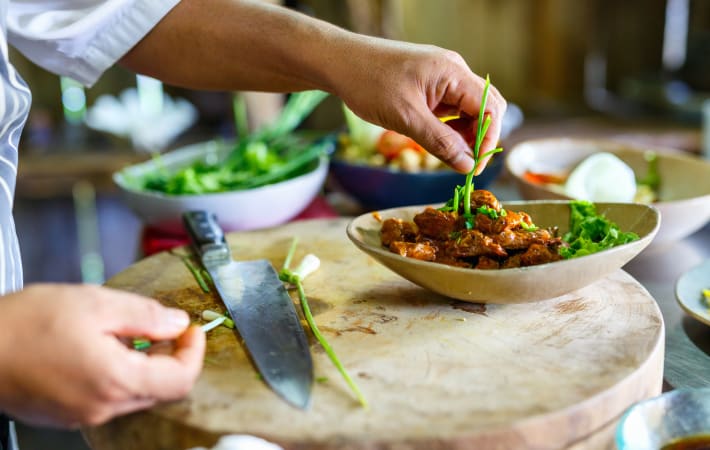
left=70, top=118, right=709, bottom=449
left=84, top=216, right=665, bottom=450
left=624, top=223, right=710, bottom=390
left=490, top=177, right=710, bottom=392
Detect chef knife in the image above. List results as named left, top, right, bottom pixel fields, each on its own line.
left=182, top=210, right=313, bottom=409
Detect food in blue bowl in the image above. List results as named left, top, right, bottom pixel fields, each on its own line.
left=329, top=156, right=502, bottom=210
left=329, top=104, right=503, bottom=210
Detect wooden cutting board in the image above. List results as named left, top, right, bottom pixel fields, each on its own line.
left=83, top=218, right=664, bottom=450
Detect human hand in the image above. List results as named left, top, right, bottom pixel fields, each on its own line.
left=0, top=283, right=205, bottom=428
left=331, top=37, right=506, bottom=174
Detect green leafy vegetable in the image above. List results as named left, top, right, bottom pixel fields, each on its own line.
left=637, top=151, right=660, bottom=191
left=137, top=90, right=331, bottom=195
left=559, top=200, right=639, bottom=259
left=232, top=92, right=249, bottom=139
left=342, top=103, right=385, bottom=152
left=635, top=150, right=660, bottom=203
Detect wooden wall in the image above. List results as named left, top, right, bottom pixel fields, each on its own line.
left=10, top=0, right=678, bottom=125
left=302, top=0, right=672, bottom=116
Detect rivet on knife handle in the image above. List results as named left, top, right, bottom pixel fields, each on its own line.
left=182, top=211, right=230, bottom=263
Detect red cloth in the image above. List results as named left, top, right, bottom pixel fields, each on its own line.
left=141, top=196, right=339, bottom=256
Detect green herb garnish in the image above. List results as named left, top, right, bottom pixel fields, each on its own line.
left=279, top=238, right=368, bottom=409
left=476, top=205, right=500, bottom=220
left=439, top=76, right=503, bottom=227
left=181, top=256, right=211, bottom=293
left=520, top=221, right=539, bottom=232
left=132, top=338, right=152, bottom=351
left=559, top=200, right=639, bottom=259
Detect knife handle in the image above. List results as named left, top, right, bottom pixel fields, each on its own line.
left=182, top=211, right=228, bottom=256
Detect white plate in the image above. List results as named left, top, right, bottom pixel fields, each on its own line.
left=676, top=259, right=710, bottom=327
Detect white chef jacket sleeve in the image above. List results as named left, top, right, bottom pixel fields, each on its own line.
left=6, top=0, right=181, bottom=87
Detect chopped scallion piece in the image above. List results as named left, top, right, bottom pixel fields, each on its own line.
left=201, top=316, right=227, bottom=333
left=132, top=338, right=152, bottom=351
left=181, top=256, right=211, bottom=293
left=202, top=309, right=235, bottom=329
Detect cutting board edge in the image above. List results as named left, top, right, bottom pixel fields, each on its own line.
left=82, top=324, right=664, bottom=450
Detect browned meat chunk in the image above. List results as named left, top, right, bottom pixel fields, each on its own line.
left=520, top=243, right=563, bottom=266
left=474, top=209, right=536, bottom=235
left=381, top=218, right=418, bottom=246
left=444, top=229, right=507, bottom=259
left=389, top=241, right=436, bottom=261
left=436, top=257, right=473, bottom=268
left=501, top=254, right=522, bottom=269
left=469, top=189, right=501, bottom=212
left=380, top=188, right=567, bottom=270
left=494, top=228, right=554, bottom=250
left=413, top=208, right=458, bottom=240
left=473, top=213, right=496, bottom=234
left=475, top=256, right=500, bottom=270
left=498, top=210, right=533, bottom=232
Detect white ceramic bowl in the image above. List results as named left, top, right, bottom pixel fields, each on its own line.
left=114, top=140, right=329, bottom=233
left=505, top=138, right=710, bottom=248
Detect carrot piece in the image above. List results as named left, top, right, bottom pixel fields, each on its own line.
left=523, top=171, right=566, bottom=185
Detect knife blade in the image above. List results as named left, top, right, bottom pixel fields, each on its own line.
left=182, top=210, right=313, bottom=409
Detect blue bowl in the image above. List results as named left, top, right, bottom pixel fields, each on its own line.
left=329, top=155, right=503, bottom=210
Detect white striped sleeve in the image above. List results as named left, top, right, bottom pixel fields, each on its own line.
left=6, top=0, right=181, bottom=87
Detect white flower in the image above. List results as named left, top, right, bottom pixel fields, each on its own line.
left=187, top=434, right=283, bottom=450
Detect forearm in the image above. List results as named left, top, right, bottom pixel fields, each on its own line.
left=121, top=0, right=507, bottom=174
left=120, top=0, right=361, bottom=94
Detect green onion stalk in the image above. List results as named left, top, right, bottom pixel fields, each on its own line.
left=279, top=238, right=368, bottom=409
left=460, top=75, right=503, bottom=228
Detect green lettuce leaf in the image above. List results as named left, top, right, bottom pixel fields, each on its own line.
left=559, top=200, right=639, bottom=259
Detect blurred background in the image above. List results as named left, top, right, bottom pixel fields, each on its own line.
left=16, top=0, right=710, bottom=283
left=11, top=0, right=710, bottom=448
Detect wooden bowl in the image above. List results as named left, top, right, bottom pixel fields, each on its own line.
left=346, top=200, right=660, bottom=303
left=505, top=138, right=710, bottom=247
